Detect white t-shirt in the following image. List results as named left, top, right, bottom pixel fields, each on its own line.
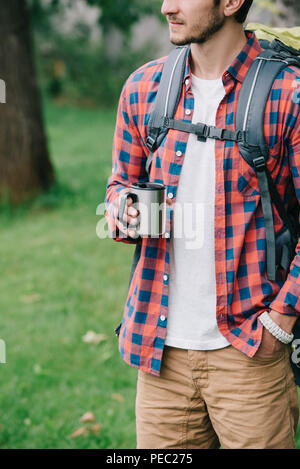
left=165, top=73, right=231, bottom=350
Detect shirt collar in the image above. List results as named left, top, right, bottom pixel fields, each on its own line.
left=184, top=29, right=262, bottom=89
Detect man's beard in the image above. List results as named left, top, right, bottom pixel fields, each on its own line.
left=170, top=9, right=225, bottom=46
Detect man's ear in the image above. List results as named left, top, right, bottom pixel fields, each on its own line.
left=223, top=0, right=246, bottom=18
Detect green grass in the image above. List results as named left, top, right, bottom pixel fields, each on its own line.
left=0, top=100, right=138, bottom=449
left=0, top=99, right=299, bottom=449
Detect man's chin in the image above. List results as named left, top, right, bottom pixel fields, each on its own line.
left=170, top=35, right=190, bottom=46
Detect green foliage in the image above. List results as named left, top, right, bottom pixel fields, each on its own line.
left=35, top=35, right=158, bottom=108
left=83, top=0, right=161, bottom=36
left=29, top=0, right=161, bottom=107
left=28, top=0, right=61, bottom=35
left=28, top=0, right=162, bottom=37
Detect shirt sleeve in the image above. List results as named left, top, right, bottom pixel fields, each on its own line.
left=269, top=77, right=300, bottom=318
left=104, top=78, right=148, bottom=244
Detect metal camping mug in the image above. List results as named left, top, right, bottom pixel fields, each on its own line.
left=118, top=182, right=166, bottom=237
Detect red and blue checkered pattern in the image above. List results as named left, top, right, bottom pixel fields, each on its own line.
left=104, top=30, right=300, bottom=376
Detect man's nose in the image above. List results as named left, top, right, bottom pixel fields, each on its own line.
left=161, top=0, right=180, bottom=16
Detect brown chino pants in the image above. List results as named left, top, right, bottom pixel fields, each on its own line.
left=136, top=344, right=299, bottom=449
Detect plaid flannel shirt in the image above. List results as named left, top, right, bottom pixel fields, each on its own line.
left=104, top=30, right=300, bottom=376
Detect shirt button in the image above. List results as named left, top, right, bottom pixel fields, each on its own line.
left=163, top=274, right=168, bottom=281
left=160, top=315, right=166, bottom=321
left=176, top=150, right=183, bottom=157
left=164, top=232, right=170, bottom=239
left=185, top=109, right=191, bottom=115
left=167, top=192, right=173, bottom=199
left=185, top=79, right=190, bottom=86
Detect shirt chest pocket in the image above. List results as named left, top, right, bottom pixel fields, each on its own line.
left=237, top=141, right=282, bottom=198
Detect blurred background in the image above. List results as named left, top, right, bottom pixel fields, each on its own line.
left=0, top=0, right=299, bottom=449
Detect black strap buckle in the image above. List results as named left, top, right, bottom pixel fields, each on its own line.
left=146, top=135, right=156, bottom=151
left=209, top=127, right=225, bottom=140
left=253, top=156, right=266, bottom=171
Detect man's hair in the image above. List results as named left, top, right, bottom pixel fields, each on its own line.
left=214, top=0, right=254, bottom=24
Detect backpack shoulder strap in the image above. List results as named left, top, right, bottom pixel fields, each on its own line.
left=145, top=45, right=190, bottom=175
left=236, top=40, right=300, bottom=281
left=236, top=43, right=300, bottom=165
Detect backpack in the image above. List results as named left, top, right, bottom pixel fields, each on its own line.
left=117, top=28, right=300, bottom=385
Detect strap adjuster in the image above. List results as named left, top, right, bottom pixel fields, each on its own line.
left=146, top=135, right=156, bottom=151
left=195, top=123, right=208, bottom=141
left=253, top=156, right=266, bottom=171
left=236, top=130, right=245, bottom=142
left=163, top=117, right=171, bottom=128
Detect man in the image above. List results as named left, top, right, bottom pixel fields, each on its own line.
left=104, top=0, right=300, bottom=449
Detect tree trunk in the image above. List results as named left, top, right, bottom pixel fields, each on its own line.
left=0, top=0, right=55, bottom=203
